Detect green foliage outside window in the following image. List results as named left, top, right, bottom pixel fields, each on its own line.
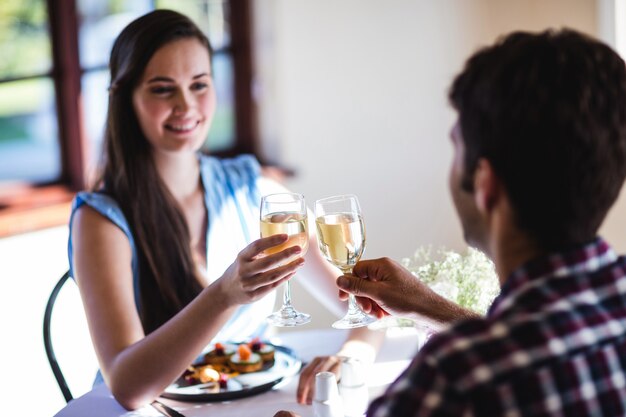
left=0, top=0, right=50, bottom=78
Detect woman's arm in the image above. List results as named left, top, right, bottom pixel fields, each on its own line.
left=72, top=205, right=302, bottom=409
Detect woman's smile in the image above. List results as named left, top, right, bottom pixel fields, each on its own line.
left=165, top=119, right=201, bottom=134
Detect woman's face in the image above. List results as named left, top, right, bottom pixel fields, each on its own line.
left=132, top=37, right=216, bottom=154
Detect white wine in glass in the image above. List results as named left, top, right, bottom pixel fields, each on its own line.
left=260, top=193, right=311, bottom=327
left=315, top=195, right=377, bottom=329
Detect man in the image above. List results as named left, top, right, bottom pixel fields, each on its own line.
left=277, top=28, right=626, bottom=417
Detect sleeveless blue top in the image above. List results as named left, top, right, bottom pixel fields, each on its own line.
left=68, top=154, right=275, bottom=346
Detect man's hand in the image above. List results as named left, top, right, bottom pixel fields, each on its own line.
left=337, top=257, right=479, bottom=326
left=336, top=257, right=428, bottom=317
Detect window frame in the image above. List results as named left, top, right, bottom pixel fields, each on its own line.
left=0, top=0, right=257, bottom=237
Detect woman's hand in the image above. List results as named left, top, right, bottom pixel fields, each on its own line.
left=214, top=234, right=305, bottom=306
left=296, top=327, right=383, bottom=405
left=296, top=355, right=342, bottom=405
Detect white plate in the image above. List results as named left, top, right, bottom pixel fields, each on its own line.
left=161, top=344, right=301, bottom=402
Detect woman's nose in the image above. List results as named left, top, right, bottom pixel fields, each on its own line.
left=173, top=91, right=192, bottom=114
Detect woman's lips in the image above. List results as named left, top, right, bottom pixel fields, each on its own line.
left=165, top=120, right=200, bottom=133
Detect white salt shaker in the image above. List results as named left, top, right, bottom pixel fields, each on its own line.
left=339, top=358, right=368, bottom=417
left=313, top=371, right=343, bottom=417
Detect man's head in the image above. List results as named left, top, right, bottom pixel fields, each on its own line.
left=448, top=29, right=626, bottom=251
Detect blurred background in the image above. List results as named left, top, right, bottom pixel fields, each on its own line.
left=0, top=0, right=624, bottom=415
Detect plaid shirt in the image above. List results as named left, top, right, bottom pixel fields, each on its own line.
left=368, top=237, right=626, bottom=417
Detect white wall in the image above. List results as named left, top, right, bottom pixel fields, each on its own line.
left=598, top=0, right=626, bottom=56
left=254, top=0, right=601, bottom=260
left=598, top=0, right=626, bottom=251
left=5, top=1, right=626, bottom=415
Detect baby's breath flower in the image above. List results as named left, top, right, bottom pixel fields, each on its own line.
left=401, top=246, right=500, bottom=315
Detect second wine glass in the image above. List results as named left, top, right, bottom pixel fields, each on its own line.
left=260, top=192, right=311, bottom=327
left=314, top=194, right=377, bottom=329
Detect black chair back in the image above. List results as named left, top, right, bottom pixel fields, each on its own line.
left=43, top=271, right=74, bottom=402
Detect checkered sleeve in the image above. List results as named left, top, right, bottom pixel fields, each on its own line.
left=367, top=342, right=468, bottom=417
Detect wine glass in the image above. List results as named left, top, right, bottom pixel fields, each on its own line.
left=314, top=194, right=377, bottom=329
left=260, top=192, right=311, bottom=327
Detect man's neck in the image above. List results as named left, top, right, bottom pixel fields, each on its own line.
left=486, top=202, right=544, bottom=286
left=490, top=228, right=544, bottom=286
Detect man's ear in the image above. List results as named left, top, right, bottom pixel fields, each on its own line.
left=473, top=158, right=500, bottom=214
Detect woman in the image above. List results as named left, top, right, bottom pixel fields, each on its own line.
left=69, top=9, right=382, bottom=410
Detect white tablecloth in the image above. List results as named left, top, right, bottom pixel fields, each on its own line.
left=53, top=328, right=422, bottom=417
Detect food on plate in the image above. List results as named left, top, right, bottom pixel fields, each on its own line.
left=248, top=337, right=275, bottom=362
left=229, top=343, right=262, bottom=373
left=204, top=342, right=237, bottom=365
left=181, top=340, right=279, bottom=388
left=183, top=364, right=222, bottom=388
left=218, top=372, right=229, bottom=389
left=197, top=366, right=221, bottom=383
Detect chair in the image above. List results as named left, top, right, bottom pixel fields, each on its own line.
left=43, top=270, right=98, bottom=403
left=43, top=271, right=74, bottom=402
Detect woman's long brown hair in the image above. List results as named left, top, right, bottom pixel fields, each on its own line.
left=95, top=10, right=213, bottom=334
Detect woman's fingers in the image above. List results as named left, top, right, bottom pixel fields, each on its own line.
left=245, top=258, right=304, bottom=291
left=248, top=272, right=295, bottom=299
left=249, top=235, right=305, bottom=267
left=296, top=356, right=341, bottom=405
left=254, top=245, right=303, bottom=271
left=308, top=357, right=340, bottom=404
left=297, top=360, right=317, bottom=404
left=240, top=234, right=289, bottom=260
left=237, top=234, right=305, bottom=278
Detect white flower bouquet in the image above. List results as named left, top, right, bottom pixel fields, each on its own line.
left=401, top=246, right=500, bottom=315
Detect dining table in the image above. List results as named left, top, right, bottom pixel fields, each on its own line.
left=53, top=327, right=423, bottom=417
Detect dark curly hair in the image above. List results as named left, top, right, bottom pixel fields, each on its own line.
left=449, top=29, right=626, bottom=251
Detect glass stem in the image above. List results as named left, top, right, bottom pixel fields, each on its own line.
left=282, top=281, right=293, bottom=308
left=347, top=294, right=361, bottom=316
left=342, top=267, right=361, bottom=316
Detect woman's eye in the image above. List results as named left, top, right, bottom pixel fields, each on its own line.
left=191, top=82, right=209, bottom=91
left=150, top=86, right=174, bottom=94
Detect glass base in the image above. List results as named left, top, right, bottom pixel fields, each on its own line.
left=267, top=306, right=311, bottom=327
left=332, top=311, right=377, bottom=329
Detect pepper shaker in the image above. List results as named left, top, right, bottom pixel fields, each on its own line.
left=313, top=371, right=343, bottom=417
left=339, top=358, right=368, bottom=417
